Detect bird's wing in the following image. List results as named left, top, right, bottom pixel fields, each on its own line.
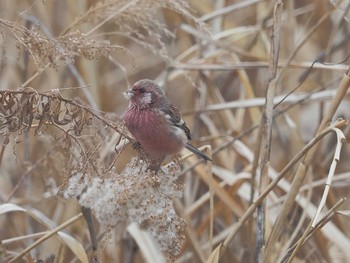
left=160, top=103, right=212, bottom=161
left=160, top=104, right=192, bottom=140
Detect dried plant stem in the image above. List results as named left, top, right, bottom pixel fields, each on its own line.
left=284, top=198, right=346, bottom=263
left=188, top=159, right=243, bottom=216
left=9, top=213, right=83, bottom=263
left=0, top=89, right=133, bottom=142
left=277, top=1, right=341, bottom=83
left=311, top=127, right=346, bottom=227
left=2, top=231, right=48, bottom=245
left=199, top=0, right=260, bottom=22
left=86, top=0, right=139, bottom=36
left=216, top=118, right=347, bottom=259
left=170, top=61, right=349, bottom=72
left=174, top=200, right=206, bottom=263
left=256, top=1, right=282, bottom=260
left=209, top=164, right=214, bottom=252
left=2, top=2, right=350, bottom=262
left=20, top=62, right=53, bottom=88
left=264, top=68, right=350, bottom=261
left=81, top=206, right=99, bottom=261
left=5, top=147, right=56, bottom=202
left=0, top=135, right=9, bottom=166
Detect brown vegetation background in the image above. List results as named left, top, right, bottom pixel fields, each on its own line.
left=1, top=0, right=350, bottom=262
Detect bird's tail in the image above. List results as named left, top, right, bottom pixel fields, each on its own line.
left=185, top=143, right=212, bottom=161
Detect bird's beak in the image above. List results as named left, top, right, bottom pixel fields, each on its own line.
left=123, top=90, right=134, bottom=100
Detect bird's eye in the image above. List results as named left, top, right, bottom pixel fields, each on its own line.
left=139, top=88, right=146, bottom=93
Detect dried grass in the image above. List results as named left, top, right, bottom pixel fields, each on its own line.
left=1, top=0, right=350, bottom=262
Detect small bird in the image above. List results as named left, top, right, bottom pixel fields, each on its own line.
left=123, top=79, right=211, bottom=169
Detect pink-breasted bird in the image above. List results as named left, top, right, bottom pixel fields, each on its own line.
left=123, top=79, right=211, bottom=169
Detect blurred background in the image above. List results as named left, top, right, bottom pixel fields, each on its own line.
left=1, top=0, right=350, bottom=262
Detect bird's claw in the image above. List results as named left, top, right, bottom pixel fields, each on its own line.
left=132, top=141, right=141, bottom=150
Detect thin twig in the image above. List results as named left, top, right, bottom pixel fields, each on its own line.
left=216, top=119, right=347, bottom=258
left=9, top=213, right=83, bottom=263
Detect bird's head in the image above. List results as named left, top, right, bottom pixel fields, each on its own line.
left=124, top=79, right=167, bottom=109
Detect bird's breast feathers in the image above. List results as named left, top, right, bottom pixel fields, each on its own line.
left=124, top=108, right=187, bottom=156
